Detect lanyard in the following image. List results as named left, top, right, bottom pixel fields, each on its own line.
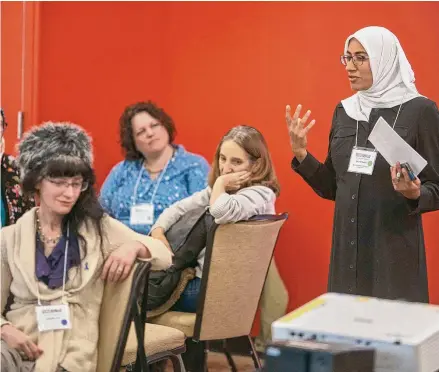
left=36, top=223, right=70, bottom=306
left=354, top=92, right=407, bottom=148
left=132, top=157, right=172, bottom=206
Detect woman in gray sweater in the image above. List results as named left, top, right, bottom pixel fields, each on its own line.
left=151, top=125, right=281, bottom=312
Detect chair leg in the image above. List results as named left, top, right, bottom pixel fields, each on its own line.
left=168, top=354, right=186, bottom=372
left=125, top=362, right=150, bottom=372
left=248, top=336, right=262, bottom=369
left=204, top=341, right=209, bottom=372
left=177, top=355, right=187, bottom=372
left=148, top=360, right=165, bottom=372
left=182, top=339, right=207, bottom=372
left=222, top=339, right=238, bottom=372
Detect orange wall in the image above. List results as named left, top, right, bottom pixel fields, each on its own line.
left=1, top=1, right=40, bottom=152
left=36, top=1, right=168, bottom=179
left=4, top=2, right=439, bottom=308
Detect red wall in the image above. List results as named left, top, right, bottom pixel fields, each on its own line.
left=4, top=2, right=439, bottom=308
left=1, top=1, right=39, bottom=153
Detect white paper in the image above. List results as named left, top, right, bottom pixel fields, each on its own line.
left=368, top=117, right=427, bottom=176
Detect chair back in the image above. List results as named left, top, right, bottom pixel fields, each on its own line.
left=97, top=261, right=151, bottom=372
left=193, top=213, right=288, bottom=341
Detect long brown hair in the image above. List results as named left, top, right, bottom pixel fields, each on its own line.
left=208, top=125, right=280, bottom=196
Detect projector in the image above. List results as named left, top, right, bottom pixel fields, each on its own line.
left=265, top=339, right=375, bottom=372
left=272, top=293, right=439, bottom=372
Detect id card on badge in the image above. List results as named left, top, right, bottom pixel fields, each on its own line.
left=348, top=147, right=377, bottom=175
left=130, top=204, right=154, bottom=225
left=35, top=304, right=71, bottom=332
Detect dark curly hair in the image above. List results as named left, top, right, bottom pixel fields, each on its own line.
left=120, top=101, right=176, bottom=160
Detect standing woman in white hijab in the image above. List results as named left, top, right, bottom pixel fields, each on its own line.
left=285, top=26, right=439, bottom=302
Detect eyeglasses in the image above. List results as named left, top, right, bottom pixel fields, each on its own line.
left=340, top=55, right=370, bottom=66
left=47, top=178, right=89, bottom=192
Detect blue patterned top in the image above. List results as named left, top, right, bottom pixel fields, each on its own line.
left=99, top=145, right=209, bottom=235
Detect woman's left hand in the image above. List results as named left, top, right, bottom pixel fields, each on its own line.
left=101, top=242, right=139, bottom=282
left=390, top=162, right=421, bottom=200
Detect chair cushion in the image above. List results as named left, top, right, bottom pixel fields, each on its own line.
left=122, top=323, right=186, bottom=366
left=147, top=268, right=196, bottom=319
left=149, top=311, right=196, bottom=337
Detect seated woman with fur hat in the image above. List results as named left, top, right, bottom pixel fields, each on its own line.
left=0, top=122, right=172, bottom=372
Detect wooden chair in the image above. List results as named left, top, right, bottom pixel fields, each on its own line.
left=97, top=261, right=187, bottom=372
left=149, top=213, right=288, bottom=371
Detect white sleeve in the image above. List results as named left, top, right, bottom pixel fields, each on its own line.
left=102, top=217, right=173, bottom=271
left=209, top=186, right=275, bottom=224
left=151, top=187, right=211, bottom=232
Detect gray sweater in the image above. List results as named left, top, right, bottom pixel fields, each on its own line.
left=152, top=185, right=276, bottom=277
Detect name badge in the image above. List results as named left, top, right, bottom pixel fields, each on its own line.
left=348, top=147, right=377, bottom=175
left=130, top=204, right=154, bottom=225
left=35, top=304, right=71, bottom=332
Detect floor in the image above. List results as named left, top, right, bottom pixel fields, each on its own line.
left=164, top=352, right=256, bottom=371
left=205, top=353, right=256, bottom=371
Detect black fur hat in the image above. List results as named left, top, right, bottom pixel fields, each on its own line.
left=17, top=122, right=93, bottom=179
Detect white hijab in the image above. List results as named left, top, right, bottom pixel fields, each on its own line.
left=341, top=26, right=422, bottom=122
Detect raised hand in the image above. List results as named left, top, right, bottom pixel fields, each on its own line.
left=285, top=104, right=316, bottom=162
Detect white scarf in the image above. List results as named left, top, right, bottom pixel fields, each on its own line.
left=341, top=26, right=422, bottom=122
